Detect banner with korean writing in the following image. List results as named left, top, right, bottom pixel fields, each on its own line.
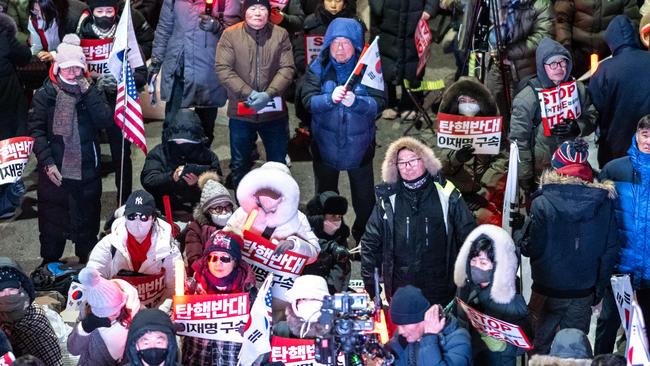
left=536, top=80, right=581, bottom=137
left=270, top=0, right=289, bottom=10
left=174, top=293, right=249, bottom=342
left=415, top=17, right=432, bottom=77
left=457, top=298, right=532, bottom=349
left=270, top=337, right=325, bottom=366
left=0, top=137, right=34, bottom=185
left=436, top=113, right=502, bottom=154
left=304, top=35, right=324, bottom=67
left=242, top=230, right=308, bottom=302
left=114, top=270, right=165, bottom=308
left=612, top=274, right=634, bottom=334
left=80, top=38, right=113, bottom=78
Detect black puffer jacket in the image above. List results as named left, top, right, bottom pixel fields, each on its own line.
left=369, top=0, right=437, bottom=84
left=124, top=309, right=180, bottom=366
left=0, top=13, right=30, bottom=140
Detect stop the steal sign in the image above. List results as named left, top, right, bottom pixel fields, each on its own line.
left=457, top=298, right=532, bottom=349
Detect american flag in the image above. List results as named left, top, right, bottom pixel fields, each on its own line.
left=114, top=51, right=147, bottom=154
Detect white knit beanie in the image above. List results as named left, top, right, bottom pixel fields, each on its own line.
left=53, top=34, right=87, bottom=74
left=78, top=268, right=126, bottom=318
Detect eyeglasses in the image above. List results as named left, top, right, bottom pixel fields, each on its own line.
left=208, top=254, right=233, bottom=264
left=545, top=59, right=568, bottom=70
left=396, top=158, right=422, bottom=169
left=208, top=206, right=233, bottom=215
left=126, top=213, right=151, bottom=222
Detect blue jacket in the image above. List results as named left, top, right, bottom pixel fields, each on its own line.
left=600, top=138, right=650, bottom=289
left=301, top=18, right=385, bottom=171
left=387, top=316, right=472, bottom=366
left=589, top=15, right=650, bottom=168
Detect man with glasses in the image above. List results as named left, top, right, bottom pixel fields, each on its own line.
left=509, top=37, right=597, bottom=197
left=360, top=137, right=475, bottom=305
left=87, top=190, right=182, bottom=307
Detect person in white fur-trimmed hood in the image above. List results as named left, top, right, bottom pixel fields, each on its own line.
left=453, top=224, right=528, bottom=366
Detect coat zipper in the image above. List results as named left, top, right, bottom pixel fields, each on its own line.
left=406, top=216, right=410, bottom=244
left=425, top=217, right=429, bottom=247
left=255, top=29, right=260, bottom=122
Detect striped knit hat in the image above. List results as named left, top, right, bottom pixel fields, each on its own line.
left=551, top=138, right=590, bottom=170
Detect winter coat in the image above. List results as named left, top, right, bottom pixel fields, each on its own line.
left=588, top=15, right=650, bottom=168
left=28, top=71, right=113, bottom=178
left=522, top=170, right=619, bottom=299
left=360, top=137, right=476, bottom=302
left=216, top=21, right=295, bottom=122
left=301, top=18, right=384, bottom=171
left=124, top=309, right=180, bottom=366
left=453, top=225, right=528, bottom=363
left=509, top=38, right=597, bottom=190
left=0, top=13, right=30, bottom=140
left=433, top=77, right=508, bottom=222
left=27, top=0, right=89, bottom=54
left=182, top=214, right=221, bottom=275
left=369, top=0, right=436, bottom=84
left=0, top=0, right=29, bottom=44
left=86, top=217, right=182, bottom=303
left=151, top=0, right=240, bottom=108
left=274, top=0, right=305, bottom=34
left=386, top=316, right=472, bottom=366
left=600, top=137, right=650, bottom=289
left=555, top=0, right=640, bottom=76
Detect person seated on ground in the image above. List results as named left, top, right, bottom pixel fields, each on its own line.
left=386, top=285, right=472, bottom=366
left=274, top=275, right=330, bottom=338
left=529, top=328, right=593, bottom=366
left=181, top=172, right=236, bottom=275
left=0, top=257, right=62, bottom=365
left=303, top=191, right=351, bottom=293
left=123, top=309, right=180, bottom=366
left=182, top=230, right=257, bottom=365
left=141, top=109, right=223, bottom=221
left=453, top=225, right=528, bottom=366
left=86, top=190, right=182, bottom=307
left=67, top=267, right=141, bottom=365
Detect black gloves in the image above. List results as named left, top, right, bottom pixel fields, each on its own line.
left=454, top=145, right=476, bottom=164
left=509, top=212, right=525, bottom=231
left=199, top=14, right=224, bottom=34
left=81, top=312, right=111, bottom=333
left=464, top=193, right=490, bottom=211
left=147, top=60, right=161, bottom=85
left=550, top=118, right=581, bottom=138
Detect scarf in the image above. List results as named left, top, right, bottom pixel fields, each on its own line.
left=126, top=230, right=153, bottom=272
left=402, top=173, right=430, bottom=190
left=52, top=76, right=88, bottom=180
left=202, top=265, right=240, bottom=294
left=91, top=23, right=116, bottom=39
left=0, top=290, right=30, bottom=323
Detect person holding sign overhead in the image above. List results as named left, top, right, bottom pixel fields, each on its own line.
left=509, top=37, right=597, bottom=197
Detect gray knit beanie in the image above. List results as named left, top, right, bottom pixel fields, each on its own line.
left=198, top=172, right=234, bottom=213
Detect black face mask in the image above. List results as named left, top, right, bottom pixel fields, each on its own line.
left=138, top=347, right=168, bottom=366
left=470, top=266, right=493, bottom=285
left=94, top=15, right=115, bottom=30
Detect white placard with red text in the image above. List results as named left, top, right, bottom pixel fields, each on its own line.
left=174, top=293, right=249, bottom=342
left=0, top=137, right=34, bottom=185
left=415, top=18, right=432, bottom=76
left=0, top=352, right=15, bottom=366
left=304, top=35, right=324, bottom=67
left=536, top=80, right=581, bottom=137
left=113, top=271, right=166, bottom=308
left=80, top=38, right=114, bottom=78
left=457, top=298, right=532, bottom=349
left=436, top=113, right=502, bottom=155
left=242, top=230, right=308, bottom=302
left=270, top=337, right=326, bottom=366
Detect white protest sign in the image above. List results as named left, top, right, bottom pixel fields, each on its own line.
left=270, top=337, right=327, bottom=366
left=0, top=137, right=34, bottom=185
left=304, top=35, right=324, bottom=67
left=457, top=298, right=532, bottom=349
left=174, top=293, right=249, bottom=342
left=536, top=80, right=581, bottom=137
left=436, top=113, right=502, bottom=155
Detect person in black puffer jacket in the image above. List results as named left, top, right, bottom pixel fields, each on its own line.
left=123, top=309, right=180, bottom=366
left=0, top=13, right=30, bottom=140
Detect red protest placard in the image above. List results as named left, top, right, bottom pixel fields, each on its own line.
left=173, top=293, right=249, bottom=342
left=113, top=270, right=166, bottom=308
left=0, top=352, right=15, bottom=366
left=415, top=18, right=432, bottom=77
left=242, top=230, right=308, bottom=301
left=270, top=337, right=325, bottom=366
left=536, top=80, right=581, bottom=137
left=0, top=136, right=34, bottom=185
left=304, top=34, right=324, bottom=67
left=436, top=113, right=502, bottom=154
left=80, top=38, right=113, bottom=78
left=457, top=298, right=532, bottom=349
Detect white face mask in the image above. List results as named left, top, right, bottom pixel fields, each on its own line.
left=211, top=213, right=232, bottom=227
left=292, top=300, right=323, bottom=322
left=125, top=219, right=153, bottom=242
left=458, top=102, right=481, bottom=117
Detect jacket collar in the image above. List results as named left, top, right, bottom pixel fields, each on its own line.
left=244, top=22, right=273, bottom=38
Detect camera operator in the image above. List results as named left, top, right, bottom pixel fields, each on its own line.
left=386, top=285, right=472, bottom=366
left=274, top=275, right=331, bottom=339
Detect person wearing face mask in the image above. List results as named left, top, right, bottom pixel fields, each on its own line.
left=182, top=172, right=237, bottom=275
left=26, top=0, right=89, bottom=61
left=76, top=0, right=154, bottom=206
left=509, top=37, right=597, bottom=197
left=0, top=257, right=62, bottom=365
left=87, top=190, right=182, bottom=306
left=182, top=230, right=257, bottom=365
left=28, top=33, right=113, bottom=267
left=141, top=109, right=222, bottom=221
left=67, top=267, right=141, bottom=366
left=123, top=309, right=180, bottom=366
left=273, top=275, right=330, bottom=339
left=433, top=77, right=509, bottom=225
left=453, top=225, right=528, bottom=366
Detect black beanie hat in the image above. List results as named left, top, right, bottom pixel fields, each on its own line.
left=243, top=0, right=271, bottom=12
left=322, top=195, right=348, bottom=215
left=88, top=0, right=118, bottom=11
left=390, top=285, right=430, bottom=325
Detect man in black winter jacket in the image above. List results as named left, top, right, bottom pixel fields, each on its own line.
left=360, top=137, right=476, bottom=306
left=123, top=309, right=180, bottom=366
left=140, top=109, right=222, bottom=221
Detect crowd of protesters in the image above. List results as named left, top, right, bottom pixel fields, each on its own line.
left=0, top=0, right=648, bottom=364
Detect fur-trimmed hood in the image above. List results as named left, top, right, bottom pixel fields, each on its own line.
left=528, top=355, right=591, bottom=366
left=439, top=77, right=499, bottom=116
left=453, top=225, right=518, bottom=304
left=0, top=13, right=17, bottom=38
left=381, top=137, right=442, bottom=184
left=539, top=170, right=617, bottom=198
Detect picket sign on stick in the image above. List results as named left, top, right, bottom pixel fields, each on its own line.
left=173, top=293, right=250, bottom=342
left=457, top=298, right=532, bottom=349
